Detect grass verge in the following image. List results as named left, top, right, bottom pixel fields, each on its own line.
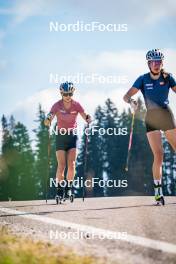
left=0, top=226, right=105, bottom=264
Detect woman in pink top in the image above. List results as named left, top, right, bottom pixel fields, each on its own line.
left=44, top=82, right=91, bottom=199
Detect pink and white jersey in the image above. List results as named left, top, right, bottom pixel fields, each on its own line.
left=50, top=100, right=84, bottom=129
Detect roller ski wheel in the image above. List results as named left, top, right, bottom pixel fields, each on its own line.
left=65, top=190, right=74, bottom=203
left=155, top=195, right=165, bottom=206
left=70, top=194, right=74, bottom=203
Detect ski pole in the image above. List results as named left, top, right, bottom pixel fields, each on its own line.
left=46, top=127, right=51, bottom=203
left=83, top=123, right=89, bottom=202
left=125, top=111, right=135, bottom=172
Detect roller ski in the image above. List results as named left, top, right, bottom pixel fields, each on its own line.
left=65, top=189, right=74, bottom=203
left=65, top=181, right=74, bottom=203
left=56, top=190, right=74, bottom=204
left=55, top=184, right=65, bottom=204
left=55, top=182, right=74, bottom=204
left=55, top=195, right=63, bottom=204
left=155, top=194, right=165, bottom=206
left=154, top=182, right=165, bottom=206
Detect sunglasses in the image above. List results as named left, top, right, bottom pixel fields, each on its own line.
left=62, top=93, right=73, bottom=97
left=149, top=60, right=162, bottom=65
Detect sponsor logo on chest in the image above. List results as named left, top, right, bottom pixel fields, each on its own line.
left=145, top=83, right=153, bottom=89
left=59, top=109, right=77, bottom=114
left=60, top=109, right=67, bottom=114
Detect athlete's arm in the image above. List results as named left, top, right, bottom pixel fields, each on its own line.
left=123, top=87, right=139, bottom=103
left=80, top=112, right=92, bottom=123
left=169, top=74, right=176, bottom=93
left=171, top=86, right=176, bottom=93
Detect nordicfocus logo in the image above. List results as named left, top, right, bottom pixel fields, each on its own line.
left=49, top=72, right=128, bottom=85
left=49, top=21, right=128, bottom=32
left=49, top=229, right=128, bottom=241
left=49, top=126, right=128, bottom=136
left=50, top=178, right=128, bottom=189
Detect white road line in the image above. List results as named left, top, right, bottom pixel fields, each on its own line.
left=0, top=206, right=176, bottom=254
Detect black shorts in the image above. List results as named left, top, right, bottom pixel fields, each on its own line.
left=56, top=132, right=77, bottom=151
left=145, top=107, right=176, bottom=133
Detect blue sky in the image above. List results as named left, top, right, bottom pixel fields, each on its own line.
left=0, top=0, right=176, bottom=138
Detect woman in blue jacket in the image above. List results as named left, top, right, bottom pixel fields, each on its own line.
left=123, top=49, right=176, bottom=204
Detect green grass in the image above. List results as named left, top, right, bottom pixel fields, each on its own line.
left=0, top=226, right=105, bottom=264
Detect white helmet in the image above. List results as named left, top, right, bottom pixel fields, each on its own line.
left=146, top=49, right=164, bottom=61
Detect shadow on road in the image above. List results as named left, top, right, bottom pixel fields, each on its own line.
left=1, top=202, right=174, bottom=218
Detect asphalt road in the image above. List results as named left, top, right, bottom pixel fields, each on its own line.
left=0, top=196, right=176, bottom=264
